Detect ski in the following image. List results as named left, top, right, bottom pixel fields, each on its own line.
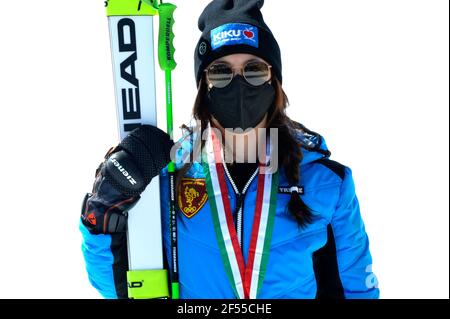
left=105, top=0, right=168, bottom=299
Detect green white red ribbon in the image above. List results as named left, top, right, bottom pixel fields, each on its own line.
left=202, top=126, right=278, bottom=299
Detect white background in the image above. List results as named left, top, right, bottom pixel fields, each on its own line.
left=0, top=0, right=448, bottom=299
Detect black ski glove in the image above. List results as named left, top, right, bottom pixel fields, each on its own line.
left=81, top=125, right=174, bottom=234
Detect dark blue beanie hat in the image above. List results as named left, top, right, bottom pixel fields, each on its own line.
left=194, top=0, right=282, bottom=87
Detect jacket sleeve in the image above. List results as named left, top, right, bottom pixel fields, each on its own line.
left=331, top=166, right=380, bottom=299
left=80, top=221, right=129, bottom=299
left=80, top=165, right=172, bottom=299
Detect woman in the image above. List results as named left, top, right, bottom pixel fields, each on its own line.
left=80, top=0, right=379, bottom=299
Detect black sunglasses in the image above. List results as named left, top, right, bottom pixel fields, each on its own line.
left=205, top=60, right=272, bottom=89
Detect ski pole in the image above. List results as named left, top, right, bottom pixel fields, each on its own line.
left=157, top=1, right=179, bottom=299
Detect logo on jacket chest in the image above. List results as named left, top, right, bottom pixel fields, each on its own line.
left=178, top=179, right=208, bottom=218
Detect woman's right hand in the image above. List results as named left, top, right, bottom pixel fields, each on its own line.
left=81, top=125, right=174, bottom=234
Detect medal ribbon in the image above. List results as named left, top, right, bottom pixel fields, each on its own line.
left=202, top=126, right=278, bottom=299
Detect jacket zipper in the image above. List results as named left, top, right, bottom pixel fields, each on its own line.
left=223, top=164, right=259, bottom=249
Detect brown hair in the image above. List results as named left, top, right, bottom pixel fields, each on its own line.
left=176, top=75, right=314, bottom=227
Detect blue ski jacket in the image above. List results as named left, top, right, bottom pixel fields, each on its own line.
left=80, top=125, right=379, bottom=299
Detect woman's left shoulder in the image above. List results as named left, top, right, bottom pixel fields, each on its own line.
left=292, top=123, right=353, bottom=185
left=277, top=124, right=359, bottom=223
left=305, top=158, right=350, bottom=182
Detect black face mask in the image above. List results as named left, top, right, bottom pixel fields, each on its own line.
left=206, top=75, right=275, bottom=131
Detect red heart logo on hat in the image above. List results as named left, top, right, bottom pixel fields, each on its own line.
left=244, top=30, right=254, bottom=39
